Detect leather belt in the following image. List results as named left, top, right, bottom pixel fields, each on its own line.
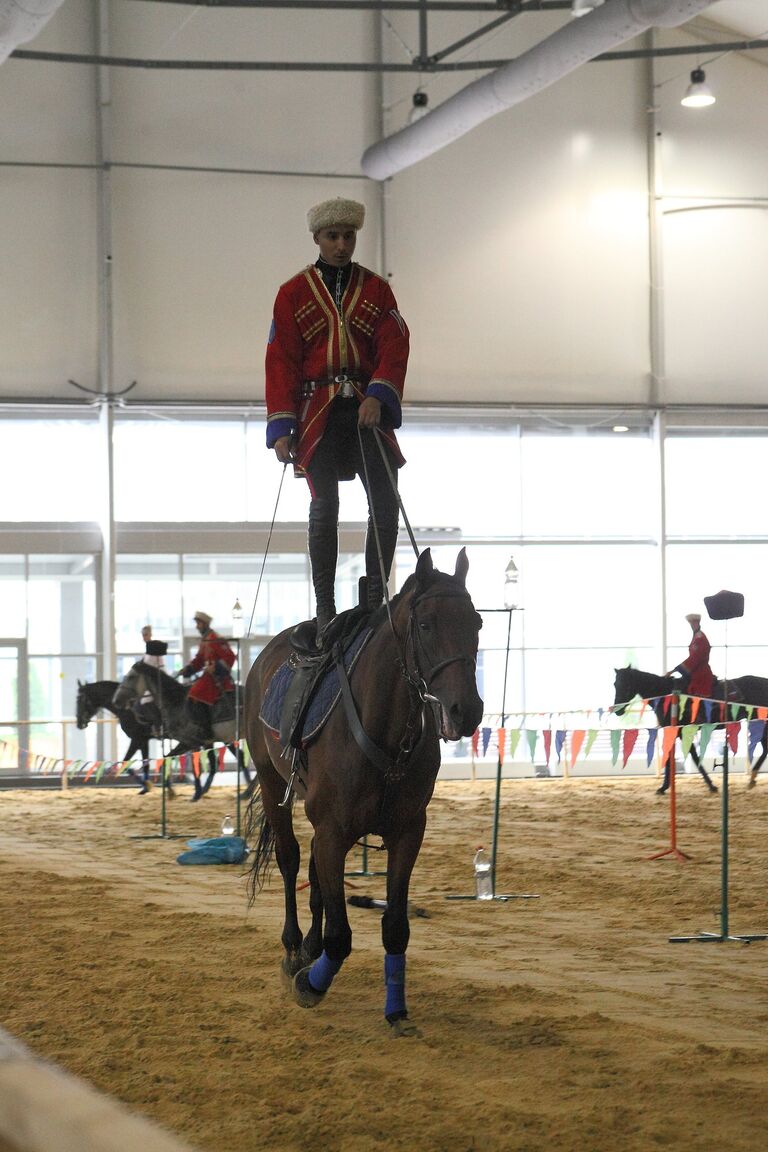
left=301, top=372, right=365, bottom=399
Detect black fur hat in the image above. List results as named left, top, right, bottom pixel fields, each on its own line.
left=145, top=639, right=168, bottom=656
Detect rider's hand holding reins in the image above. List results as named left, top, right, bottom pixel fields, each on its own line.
left=274, top=435, right=295, bottom=464
left=357, top=397, right=381, bottom=428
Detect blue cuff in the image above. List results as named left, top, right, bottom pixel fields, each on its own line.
left=266, top=417, right=296, bottom=448
left=366, top=381, right=402, bottom=429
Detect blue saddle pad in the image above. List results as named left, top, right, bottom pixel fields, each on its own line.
left=260, top=627, right=372, bottom=747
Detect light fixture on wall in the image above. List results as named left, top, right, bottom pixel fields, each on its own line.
left=408, top=90, right=429, bottom=124
left=504, top=556, right=519, bottom=610
left=571, top=0, right=604, bottom=16
left=681, top=68, right=716, bottom=108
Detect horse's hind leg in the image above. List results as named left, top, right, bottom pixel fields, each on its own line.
left=298, top=838, right=323, bottom=967
left=201, top=748, right=217, bottom=795
left=379, top=815, right=426, bottom=1037
left=254, top=760, right=305, bottom=986
left=747, top=740, right=767, bottom=789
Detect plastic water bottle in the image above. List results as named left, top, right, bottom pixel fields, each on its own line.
left=474, top=846, right=493, bottom=901
left=221, top=815, right=235, bottom=836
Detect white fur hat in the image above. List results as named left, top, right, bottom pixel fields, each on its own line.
left=307, top=197, right=365, bottom=234
left=685, top=613, right=701, bottom=624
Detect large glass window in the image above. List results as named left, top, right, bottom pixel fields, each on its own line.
left=1, top=418, right=100, bottom=521
left=665, top=436, right=768, bottom=538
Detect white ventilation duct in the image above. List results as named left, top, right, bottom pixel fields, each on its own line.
left=361, top=0, right=715, bottom=180
left=0, top=0, right=67, bottom=66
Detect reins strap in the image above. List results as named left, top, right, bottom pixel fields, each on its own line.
left=372, top=426, right=420, bottom=560
left=333, top=642, right=394, bottom=775
left=247, top=462, right=288, bottom=637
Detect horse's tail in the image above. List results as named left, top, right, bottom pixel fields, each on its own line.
left=244, top=785, right=276, bottom=904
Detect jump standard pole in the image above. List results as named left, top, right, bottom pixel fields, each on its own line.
left=446, top=605, right=539, bottom=903
left=670, top=591, right=768, bottom=945
left=647, top=693, right=691, bottom=863
left=130, top=665, right=186, bottom=842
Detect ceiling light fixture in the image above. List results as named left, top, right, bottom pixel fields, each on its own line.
left=408, top=90, right=429, bottom=125
left=681, top=67, right=716, bottom=108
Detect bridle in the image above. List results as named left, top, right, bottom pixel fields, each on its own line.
left=401, top=584, right=479, bottom=708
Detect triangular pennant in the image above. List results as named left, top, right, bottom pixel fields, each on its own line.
left=680, top=725, right=697, bottom=760
left=570, top=730, right=585, bottom=768
left=698, top=723, right=715, bottom=758
left=497, top=729, right=506, bottom=763
left=638, top=700, right=648, bottom=721
left=507, top=729, right=521, bottom=759
left=758, top=707, right=768, bottom=722
left=218, top=745, right=227, bottom=769
left=192, top=750, right=202, bottom=778
left=609, top=729, right=621, bottom=767
left=542, top=730, right=552, bottom=766
left=747, top=720, right=764, bottom=763
left=678, top=694, right=689, bottom=715
left=471, top=729, right=480, bottom=757
left=688, top=697, right=700, bottom=724
left=621, top=728, right=638, bottom=768
left=481, top=726, right=492, bottom=756
left=663, top=695, right=674, bottom=719
left=727, top=722, right=739, bottom=755
left=526, top=729, right=538, bottom=761
left=584, top=729, right=598, bottom=758
left=646, top=728, right=657, bottom=766
left=661, top=726, right=679, bottom=764
left=704, top=700, right=714, bottom=722
left=730, top=703, right=741, bottom=722
left=555, top=731, right=566, bottom=762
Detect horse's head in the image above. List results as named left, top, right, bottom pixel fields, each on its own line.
left=612, top=666, right=636, bottom=716
left=75, top=680, right=93, bottom=729
left=406, top=547, right=484, bottom=740
left=112, top=663, right=145, bottom=710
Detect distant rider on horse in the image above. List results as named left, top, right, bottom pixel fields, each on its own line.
left=179, top=611, right=236, bottom=730
left=265, top=196, right=409, bottom=646
left=666, top=611, right=715, bottom=699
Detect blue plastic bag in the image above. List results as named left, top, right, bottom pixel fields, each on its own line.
left=176, top=835, right=247, bottom=865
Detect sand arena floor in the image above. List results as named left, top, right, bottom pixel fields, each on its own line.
left=1, top=775, right=767, bottom=1152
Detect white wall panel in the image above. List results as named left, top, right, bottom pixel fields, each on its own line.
left=663, top=206, right=768, bottom=402
left=0, top=169, right=98, bottom=396
left=387, top=63, right=652, bottom=404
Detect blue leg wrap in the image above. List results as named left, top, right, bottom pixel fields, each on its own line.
left=384, top=953, right=407, bottom=1019
left=308, top=950, right=342, bottom=993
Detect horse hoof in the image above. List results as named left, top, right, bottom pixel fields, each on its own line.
left=190, top=793, right=202, bottom=803
left=747, top=779, right=757, bottom=790
left=709, top=786, right=719, bottom=794
left=655, top=787, right=668, bottom=796
left=292, top=966, right=326, bottom=1009
left=166, top=786, right=176, bottom=800
left=280, top=954, right=303, bottom=991
left=387, top=1016, right=422, bottom=1039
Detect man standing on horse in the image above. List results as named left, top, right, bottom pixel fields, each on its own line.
left=265, top=196, right=409, bottom=645
left=180, top=611, right=236, bottom=729
left=667, top=612, right=715, bottom=699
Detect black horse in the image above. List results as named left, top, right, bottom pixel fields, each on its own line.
left=76, top=679, right=156, bottom=793
left=612, top=666, right=768, bottom=794
left=244, top=548, right=484, bottom=1035
left=112, top=662, right=253, bottom=800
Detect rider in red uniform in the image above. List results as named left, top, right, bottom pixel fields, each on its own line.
left=180, top=611, right=236, bottom=725
left=265, top=196, right=409, bottom=642
left=667, top=612, right=714, bottom=698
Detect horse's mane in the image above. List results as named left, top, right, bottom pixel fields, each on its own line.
left=133, top=660, right=187, bottom=702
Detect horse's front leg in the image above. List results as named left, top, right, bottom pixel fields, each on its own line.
left=201, top=747, right=217, bottom=794
left=298, top=837, right=324, bottom=967
left=747, top=739, right=767, bottom=788
left=293, top=828, right=351, bottom=1009
left=656, top=752, right=671, bottom=795
left=380, top=813, right=427, bottom=1037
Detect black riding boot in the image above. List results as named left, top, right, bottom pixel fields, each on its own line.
left=308, top=505, right=338, bottom=641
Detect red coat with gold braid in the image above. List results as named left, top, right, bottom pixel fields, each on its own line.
left=265, top=262, right=409, bottom=476
left=186, top=630, right=236, bottom=705
left=679, top=630, right=714, bottom=698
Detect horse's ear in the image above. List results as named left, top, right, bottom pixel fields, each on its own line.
left=414, top=548, right=433, bottom=587
left=77, top=679, right=82, bottom=688
left=454, top=547, right=469, bottom=586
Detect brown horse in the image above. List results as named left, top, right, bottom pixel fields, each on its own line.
left=244, top=547, right=483, bottom=1035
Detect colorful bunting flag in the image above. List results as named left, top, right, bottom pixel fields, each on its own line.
left=555, top=731, right=566, bottom=762
left=497, top=728, right=506, bottom=763
left=542, top=730, right=552, bottom=766
left=526, top=729, right=538, bottom=761
left=609, top=730, right=620, bottom=766
left=570, top=730, right=585, bottom=768
left=698, top=724, right=715, bottom=758
left=646, top=729, right=657, bottom=766
left=507, top=729, right=521, bottom=759
left=584, top=729, right=598, bottom=758
left=726, top=722, right=739, bottom=755
left=621, top=728, right=638, bottom=768
left=481, top=727, right=492, bottom=756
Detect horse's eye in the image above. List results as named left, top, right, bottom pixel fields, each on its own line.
left=419, top=622, right=431, bottom=632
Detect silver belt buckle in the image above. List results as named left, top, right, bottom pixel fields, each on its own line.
left=335, top=374, right=354, bottom=398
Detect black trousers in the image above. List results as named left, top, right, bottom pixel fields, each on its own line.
left=305, top=398, right=399, bottom=617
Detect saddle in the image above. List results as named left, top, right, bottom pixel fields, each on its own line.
left=277, top=608, right=373, bottom=752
